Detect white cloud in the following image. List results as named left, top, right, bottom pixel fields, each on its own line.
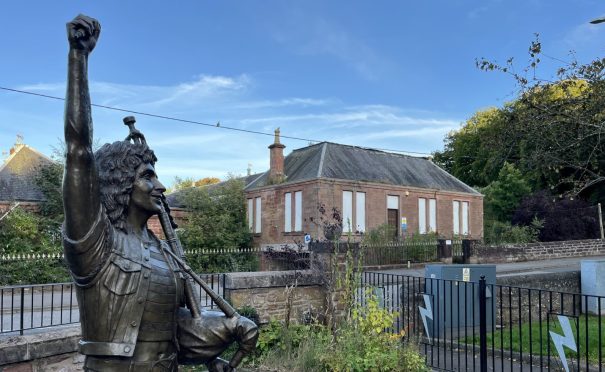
left=562, top=22, right=604, bottom=49
left=234, top=97, right=334, bottom=109
left=5, top=74, right=460, bottom=186
left=240, top=105, right=460, bottom=128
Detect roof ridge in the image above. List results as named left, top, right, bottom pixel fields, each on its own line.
left=289, top=141, right=427, bottom=159
left=316, top=142, right=328, bottom=178
left=0, top=145, right=56, bottom=175
left=426, top=160, right=481, bottom=195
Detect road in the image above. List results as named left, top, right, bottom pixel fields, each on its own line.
left=370, top=255, right=605, bottom=278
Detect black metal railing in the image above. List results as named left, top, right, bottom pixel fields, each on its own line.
left=0, top=282, right=78, bottom=335
left=0, top=273, right=225, bottom=335
left=361, top=272, right=605, bottom=371
left=361, top=240, right=438, bottom=266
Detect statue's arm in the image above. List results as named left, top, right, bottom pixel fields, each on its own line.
left=63, top=15, right=102, bottom=240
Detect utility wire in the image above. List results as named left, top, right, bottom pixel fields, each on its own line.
left=0, top=86, right=433, bottom=156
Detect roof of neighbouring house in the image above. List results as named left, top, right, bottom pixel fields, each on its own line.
left=166, top=172, right=265, bottom=208
left=0, top=144, right=55, bottom=202
left=245, top=142, right=480, bottom=195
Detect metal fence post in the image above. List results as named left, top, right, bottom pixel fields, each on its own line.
left=20, top=287, right=25, bottom=335
left=479, top=275, right=487, bottom=372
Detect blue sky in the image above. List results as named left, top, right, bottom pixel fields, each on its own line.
left=2, top=1, right=605, bottom=186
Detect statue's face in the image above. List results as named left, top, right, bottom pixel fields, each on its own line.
left=129, top=162, right=165, bottom=217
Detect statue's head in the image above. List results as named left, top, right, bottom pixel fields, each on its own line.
left=95, top=140, right=157, bottom=231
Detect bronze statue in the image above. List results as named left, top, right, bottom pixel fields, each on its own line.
left=62, top=14, right=258, bottom=372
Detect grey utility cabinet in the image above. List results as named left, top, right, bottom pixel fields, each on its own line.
left=421, top=264, right=496, bottom=338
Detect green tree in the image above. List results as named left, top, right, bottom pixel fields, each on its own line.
left=483, top=162, right=532, bottom=222
left=434, top=107, right=512, bottom=188
left=471, top=36, right=605, bottom=197
left=177, top=177, right=255, bottom=272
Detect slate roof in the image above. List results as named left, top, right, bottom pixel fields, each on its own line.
left=245, top=142, right=480, bottom=195
left=0, top=145, right=54, bottom=202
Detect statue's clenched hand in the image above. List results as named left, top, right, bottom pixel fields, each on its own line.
left=67, top=14, right=100, bottom=53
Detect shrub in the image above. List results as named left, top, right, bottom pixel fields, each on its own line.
left=362, top=223, right=397, bottom=245
left=483, top=218, right=542, bottom=245
left=252, top=294, right=428, bottom=372
left=0, top=207, right=69, bottom=285
left=321, top=292, right=428, bottom=372
left=513, top=190, right=600, bottom=241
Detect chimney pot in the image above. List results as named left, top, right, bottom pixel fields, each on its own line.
left=9, top=147, right=15, bottom=155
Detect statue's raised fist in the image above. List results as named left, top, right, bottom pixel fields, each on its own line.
left=67, top=14, right=100, bottom=53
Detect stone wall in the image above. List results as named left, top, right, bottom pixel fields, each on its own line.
left=0, top=326, right=83, bottom=371
left=0, top=201, right=40, bottom=214
left=224, top=270, right=325, bottom=324
left=495, top=271, right=581, bottom=327
left=470, top=239, right=605, bottom=263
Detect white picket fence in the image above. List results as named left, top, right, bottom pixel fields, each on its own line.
left=0, top=252, right=65, bottom=261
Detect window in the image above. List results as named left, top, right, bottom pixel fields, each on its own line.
left=453, top=201, right=460, bottom=235
left=284, top=193, right=292, bottom=232
left=342, top=191, right=353, bottom=232
left=418, top=198, right=427, bottom=234
left=294, top=191, right=302, bottom=231
left=462, top=201, right=469, bottom=235
left=284, top=191, right=303, bottom=233
left=452, top=200, right=469, bottom=235
left=428, top=199, right=437, bottom=232
left=254, top=197, right=262, bottom=233
left=247, top=199, right=253, bottom=231
left=387, top=195, right=399, bottom=237
left=356, top=192, right=366, bottom=232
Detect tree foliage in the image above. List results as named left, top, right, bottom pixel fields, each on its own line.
left=482, top=163, right=531, bottom=222
left=170, top=176, right=221, bottom=192
left=512, top=190, right=599, bottom=241
left=434, top=36, right=605, bottom=241
left=177, top=178, right=254, bottom=272
left=435, top=36, right=605, bottom=199
left=0, top=162, right=69, bottom=284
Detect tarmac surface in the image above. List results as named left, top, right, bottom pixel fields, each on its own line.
left=369, top=254, right=605, bottom=278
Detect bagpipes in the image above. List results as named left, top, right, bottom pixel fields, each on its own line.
left=157, top=198, right=238, bottom=319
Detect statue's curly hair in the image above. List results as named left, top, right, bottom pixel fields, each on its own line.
left=95, top=141, right=157, bottom=232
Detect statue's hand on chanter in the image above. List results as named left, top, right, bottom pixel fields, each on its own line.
left=206, top=358, right=234, bottom=372
left=67, top=14, right=100, bottom=53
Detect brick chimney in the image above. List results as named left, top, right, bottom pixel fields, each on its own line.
left=268, top=128, right=286, bottom=183
left=9, top=147, right=15, bottom=155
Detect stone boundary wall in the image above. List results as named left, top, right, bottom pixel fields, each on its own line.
left=224, top=270, right=325, bottom=324
left=0, top=326, right=82, bottom=370
left=495, top=271, right=581, bottom=327
left=471, top=238, right=605, bottom=263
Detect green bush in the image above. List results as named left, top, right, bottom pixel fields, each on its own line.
left=0, top=207, right=69, bottom=285
left=185, top=251, right=259, bottom=273
left=321, top=292, right=428, bottom=372
left=252, top=294, right=428, bottom=371
left=362, top=223, right=397, bottom=245
left=0, top=259, right=70, bottom=285
left=484, top=217, right=542, bottom=245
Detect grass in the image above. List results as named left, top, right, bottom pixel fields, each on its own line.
left=461, top=315, right=605, bottom=365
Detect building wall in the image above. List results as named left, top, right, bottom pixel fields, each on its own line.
left=0, top=201, right=40, bottom=214
left=246, top=178, right=483, bottom=246
left=146, top=207, right=188, bottom=238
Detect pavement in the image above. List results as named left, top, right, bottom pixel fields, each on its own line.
left=367, top=255, right=605, bottom=278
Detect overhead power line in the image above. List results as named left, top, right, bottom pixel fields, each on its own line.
left=0, top=86, right=433, bottom=156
